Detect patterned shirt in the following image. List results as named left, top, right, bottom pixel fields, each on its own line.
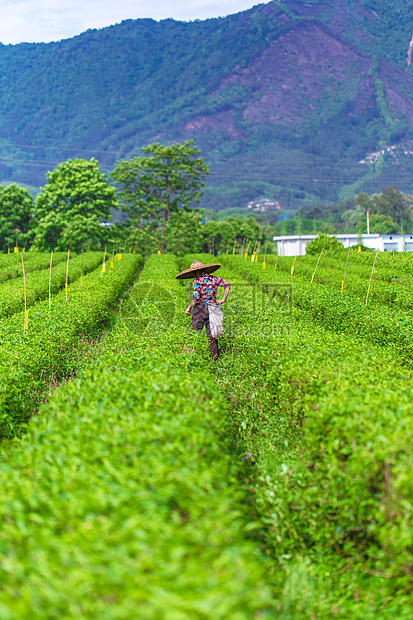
left=192, top=273, right=231, bottom=305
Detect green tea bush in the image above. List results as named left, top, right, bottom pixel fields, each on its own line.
left=0, top=254, right=278, bottom=617
left=0, top=253, right=142, bottom=437
left=0, top=361, right=276, bottom=618
left=0, top=252, right=103, bottom=319
left=224, top=256, right=413, bottom=364
left=211, top=254, right=413, bottom=616
left=268, top=252, right=413, bottom=311
left=0, top=251, right=67, bottom=283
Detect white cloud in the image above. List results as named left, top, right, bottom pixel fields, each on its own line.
left=0, top=1, right=262, bottom=44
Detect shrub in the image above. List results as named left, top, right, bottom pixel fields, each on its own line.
left=306, top=234, right=344, bottom=255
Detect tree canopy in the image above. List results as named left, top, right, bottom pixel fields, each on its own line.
left=0, top=184, right=34, bottom=252
left=33, top=158, right=117, bottom=251
left=111, top=142, right=210, bottom=251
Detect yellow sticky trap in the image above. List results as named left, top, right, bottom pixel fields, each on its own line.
left=255, top=255, right=258, bottom=263
left=157, top=250, right=161, bottom=255
left=341, top=280, right=344, bottom=294
left=291, top=265, right=295, bottom=276
left=24, top=310, right=29, bottom=330
left=133, top=250, right=135, bottom=254
left=129, top=247, right=132, bottom=253
left=358, top=246, right=361, bottom=253
left=110, top=261, right=114, bottom=269
left=65, top=283, right=68, bottom=295
left=30, top=247, right=33, bottom=252
left=22, top=247, right=25, bottom=253
left=101, top=263, right=106, bottom=274
left=244, top=253, right=248, bottom=260
left=274, top=264, right=277, bottom=274
left=311, top=272, right=315, bottom=283
left=14, top=247, right=18, bottom=253
left=80, top=276, right=83, bottom=287
left=262, top=261, right=266, bottom=270
left=251, top=253, right=255, bottom=263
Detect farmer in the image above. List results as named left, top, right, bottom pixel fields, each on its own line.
left=175, top=259, right=230, bottom=358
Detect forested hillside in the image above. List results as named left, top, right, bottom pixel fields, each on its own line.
left=1, top=0, right=413, bottom=210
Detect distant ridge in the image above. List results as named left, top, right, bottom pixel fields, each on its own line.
left=1, top=0, right=413, bottom=210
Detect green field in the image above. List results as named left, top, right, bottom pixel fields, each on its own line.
left=0, top=249, right=411, bottom=618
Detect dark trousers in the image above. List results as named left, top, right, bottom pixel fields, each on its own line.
left=192, top=304, right=219, bottom=359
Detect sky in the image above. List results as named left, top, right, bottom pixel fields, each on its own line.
left=0, top=0, right=263, bottom=45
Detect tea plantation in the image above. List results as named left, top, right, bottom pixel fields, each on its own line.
left=0, top=249, right=411, bottom=618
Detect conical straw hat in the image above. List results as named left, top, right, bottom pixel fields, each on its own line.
left=175, top=259, right=221, bottom=280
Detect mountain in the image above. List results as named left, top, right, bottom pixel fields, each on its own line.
left=1, top=0, right=413, bottom=211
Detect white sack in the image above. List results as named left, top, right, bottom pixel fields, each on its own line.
left=207, top=302, right=224, bottom=339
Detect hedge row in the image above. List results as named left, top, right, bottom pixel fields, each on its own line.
left=0, top=253, right=142, bottom=437
left=189, top=253, right=413, bottom=617
left=268, top=252, right=413, bottom=311
left=0, top=251, right=67, bottom=283
left=0, top=252, right=103, bottom=319
left=0, top=254, right=277, bottom=617
left=223, top=256, right=413, bottom=366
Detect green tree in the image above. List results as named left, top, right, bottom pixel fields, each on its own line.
left=356, top=214, right=400, bottom=235
left=354, top=192, right=375, bottom=214
left=33, top=158, right=117, bottom=251
left=165, top=209, right=203, bottom=255
left=375, top=185, right=408, bottom=224
left=111, top=141, right=210, bottom=251
left=0, top=184, right=34, bottom=252
left=306, top=234, right=344, bottom=256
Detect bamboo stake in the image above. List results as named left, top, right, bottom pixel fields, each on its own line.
left=241, top=237, right=245, bottom=258
left=21, top=252, right=28, bottom=332
left=101, top=246, right=107, bottom=276
left=291, top=253, right=297, bottom=276
left=366, top=249, right=379, bottom=306
left=81, top=249, right=83, bottom=287
left=311, top=248, right=324, bottom=283
left=341, top=246, right=351, bottom=296
left=65, top=250, right=70, bottom=300
left=226, top=240, right=229, bottom=255
left=262, top=243, right=267, bottom=269
left=110, top=245, right=115, bottom=269
left=48, top=250, right=53, bottom=308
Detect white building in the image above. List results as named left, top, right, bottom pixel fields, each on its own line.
left=273, top=234, right=413, bottom=257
